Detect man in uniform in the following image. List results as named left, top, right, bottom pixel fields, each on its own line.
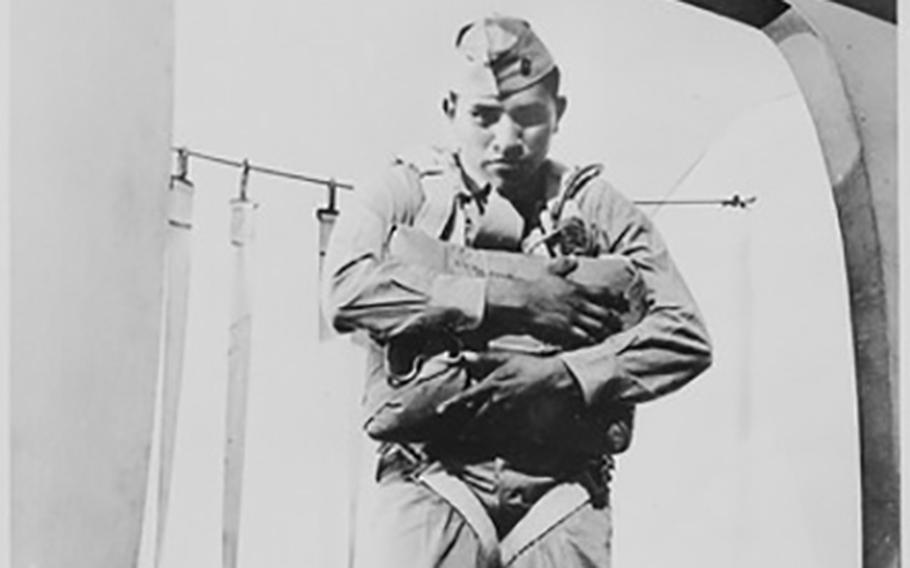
left=322, top=15, right=712, bottom=567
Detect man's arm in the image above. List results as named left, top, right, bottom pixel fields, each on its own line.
left=440, top=179, right=712, bottom=444
left=322, top=165, right=487, bottom=341
left=323, top=165, right=617, bottom=345
left=558, top=180, right=713, bottom=407
left=384, top=224, right=642, bottom=346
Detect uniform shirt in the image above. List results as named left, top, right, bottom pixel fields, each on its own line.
left=323, top=147, right=711, bottom=408
left=322, top=147, right=712, bottom=534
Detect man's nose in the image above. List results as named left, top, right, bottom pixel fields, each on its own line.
left=491, top=116, right=523, bottom=158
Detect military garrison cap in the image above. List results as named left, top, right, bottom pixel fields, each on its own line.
left=451, top=15, right=557, bottom=97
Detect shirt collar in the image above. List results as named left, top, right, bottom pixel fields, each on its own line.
left=451, top=151, right=555, bottom=210
left=451, top=153, right=492, bottom=203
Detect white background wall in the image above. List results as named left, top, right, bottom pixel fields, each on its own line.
left=903, top=4, right=910, bottom=566
left=8, top=0, right=173, bottom=566
left=1, top=0, right=11, bottom=563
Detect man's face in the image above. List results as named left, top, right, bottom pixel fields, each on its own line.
left=449, top=82, right=566, bottom=195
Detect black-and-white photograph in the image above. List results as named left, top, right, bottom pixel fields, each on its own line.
left=0, top=0, right=901, bottom=567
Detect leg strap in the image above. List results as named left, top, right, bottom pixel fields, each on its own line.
left=418, top=464, right=591, bottom=567
left=500, top=482, right=589, bottom=566
left=419, top=463, right=502, bottom=567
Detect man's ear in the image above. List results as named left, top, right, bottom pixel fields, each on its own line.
left=555, top=96, right=568, bottom=124
left=442, top=93, right=457, bottom=119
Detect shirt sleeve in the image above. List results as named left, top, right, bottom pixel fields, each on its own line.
left=558, top=180, right=713, bottom=406
left=321, top=164, right=487, bottom=342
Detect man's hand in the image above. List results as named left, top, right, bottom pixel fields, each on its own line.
left=486, top=257, right=620, bottom=347
left=436, top=350, right=584, bottom=445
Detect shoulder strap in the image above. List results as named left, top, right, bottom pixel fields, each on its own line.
left=548, top=163, right=604, bottom=226
left=394, top=147, right=464, bottom=239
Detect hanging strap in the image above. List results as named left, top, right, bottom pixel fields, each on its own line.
left=223, top=197, right=259, bottom=568
left=316, top=207, right=339, bottom=341
left=154, top=173, right=196, bottom=567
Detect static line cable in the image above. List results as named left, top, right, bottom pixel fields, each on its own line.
left=636, top=194, right=757, bottom=208
left=172, top=147, right=755, bottom=209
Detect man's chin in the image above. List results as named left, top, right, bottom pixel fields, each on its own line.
left=484, top=167, right=532, bottom=192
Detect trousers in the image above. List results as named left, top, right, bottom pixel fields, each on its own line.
left=353, top=474, right=612, bottom=568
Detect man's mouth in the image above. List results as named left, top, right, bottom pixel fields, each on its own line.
left=485, top=159, right=524, bottom=171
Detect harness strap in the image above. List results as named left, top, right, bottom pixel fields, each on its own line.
left=548, top=163, right=605, bottom=225
left=412, top=170, right=463, bottom=242
left=391, top=152, right=604, bottom=562
left=399, top=149, right=466, bottom=242
left=418, top=464, right=501, bottom=567
left=405, top=149, right=606, bottom=249
left=418, top=463, right=591, bottom=567
left=499, top=482, right=589, bottom=566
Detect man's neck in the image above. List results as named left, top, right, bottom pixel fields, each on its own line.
left=454, top=155, right=550, bottom=213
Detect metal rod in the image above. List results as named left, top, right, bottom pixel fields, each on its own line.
left=636, top=195, right=757, bottom=208
left=172, top=147, right=755, bottom=209
left=239, top=159, right=250, bottom=202
left=173, top=147, right=355, bottom=190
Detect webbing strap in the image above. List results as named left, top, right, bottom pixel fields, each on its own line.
left=419, top=465, right=590, bottom=567
left=316, top=208, right=339, bottom=341
left=155, top=175, right=195, bottom=567
left=500, top=482, right=589, bottom=566
left=224, top=198, right=259, bottom=568
left=419, top=465, right=501, bottom=567
left=413, top=171, right=463, bottom=242
left=549, top=163, right=604, bottom=224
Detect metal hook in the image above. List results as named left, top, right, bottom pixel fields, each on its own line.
left=318, top=178, right=339, bottom=216
left=239, top=159, right=250, bottom=201
left=722, top=194, right=757, bottom=209
left=326, top=178, right=338, bottom=214
left=315, top=178, right=340, bottom=224
left=176, top=147, right=189, bottom=180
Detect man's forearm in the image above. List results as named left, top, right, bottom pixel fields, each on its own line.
left=386, top=225, right=646, bottom=342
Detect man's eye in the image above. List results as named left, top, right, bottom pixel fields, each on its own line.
left=510, top=106, right=549, bottom=127
left=470, top=108, right=500, bottom=126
